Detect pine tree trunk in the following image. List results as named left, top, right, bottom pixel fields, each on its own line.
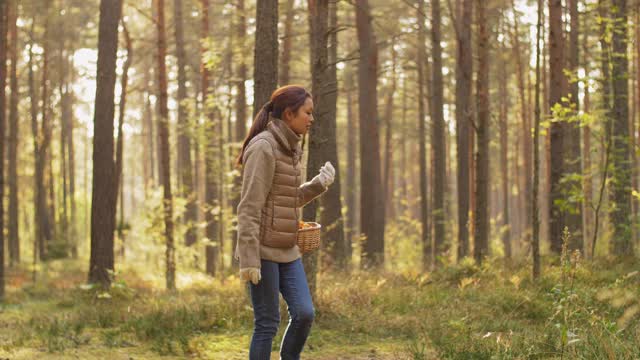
left=345, top=65, right=357, bottom=264
left=582, top=32, right=593, bottom=259
left=59, top=47, right=69, bottom=258
left=40, top=6, right=54, bottom=260
left=68, top=56, right=77, bottom=258
left=455, top=0, right=472, bottom=261
left=115, top=20, right=131, bottom=258
left=280, top=0, right=295, bottom=86
left=533, top=0, right=543, bottom=279
left=0, top=0, right=8, bottom=299
left=8, top=0, right=19, bottom=266
left=253, top=0, right=278, bottom=117
left=231, top=0, right=248, bottom=266
left=383, top=48, right=396, bottom=224
left=548, top=0, right=566, bottom=254
left=355, top=0, right=384, bottom=268
left=609, top=0, right=632, bottom=256
left=154, top=0, right=176, bottom=290
left=510, top=0, right=532, bottom=251
left=566, top=0, right=583, bottom=250
left=307, top=0, right=345, bottom=276
left=143, top=66, right=154, bottom=193
left=474, top=0, right=490, bottom=265
left=174, top=0, right=196, bottom=247
left=499, top=13, right=511, bottom=259
left=417, top=0, right=430, bottom=271
left=431, top=0, right=446, bottom=266
left=200, top=0, right=219, bottom=276
left=89, top=0, right=122, bottom=287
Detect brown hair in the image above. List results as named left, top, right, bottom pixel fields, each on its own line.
left=236, top=85, right=311, bottom=165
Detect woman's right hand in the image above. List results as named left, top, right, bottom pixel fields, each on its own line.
left=240, top=267, right=261, bottom=285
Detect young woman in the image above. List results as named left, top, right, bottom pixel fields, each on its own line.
left=235, top=85, right=335, bottom=360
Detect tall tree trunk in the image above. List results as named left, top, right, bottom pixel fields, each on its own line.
left=383, top=48, right=396, bottom=223
left=68, top=56, right=77, bottom=259
left=28, top=20, right=42, bottom=265
left=0, top=0, right=8, bottom=299
left=455, top=0, right=472, bottom=261
left=582, top=30, right=593, bottom=259
left=566, top=0, right=583, bottom=250
left=308, top=0, right=345, bottom=276
left=533, top=0, right=543, bottom=279
left=200, top=0, right=219, bottom=276
left=345, top=66, right=356, bottom=265
left=510, top=0, right=532, bottom=250
left=154, top=0, right=176, bottom=289
left=253, top=0, right=278, bottom=117
left=417, top=0, right=430, bottom=270
left=115, top=20, right=131, bottom=258
left=40, top=5, right=54, bottom=260
left=174, top=0, right=196, bottom=247
left=8, top=0, right=19, bottom=266
left=548, top=0, right=566, bottom=254
left=499, top=12, right=511, bottom=259
left=59, top=45, right=69, bottom=258
left=609, top=0, right=632, bottom=256
left=594, top=0, right=612, bottom=257
left=474, top=0, right=490, bottom=265
left=143, top=66, right=155, bottom=192
left=355, top=0, right=384, bottom=268
left=89, top=0, right=122, bottom=287
left=635, top=1, right=640, bottom=251
left=231, top=0, right=248, bottom=266
left=280, top=0, right=295, bottom=86
left=431, top=0, right=446, bottom=266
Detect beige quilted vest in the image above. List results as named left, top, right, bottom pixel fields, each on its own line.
left=247, top=116, right=303, bottom=248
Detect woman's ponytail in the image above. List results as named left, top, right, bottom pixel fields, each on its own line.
left=236, top=101, right=273, bottom=166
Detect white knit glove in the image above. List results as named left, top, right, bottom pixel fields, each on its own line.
left=314, top=161, right=335, bottom=187
left=239, top=267, right=261, bottom=285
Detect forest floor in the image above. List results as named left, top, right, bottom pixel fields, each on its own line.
left=0, top=255, right=639, bottom=359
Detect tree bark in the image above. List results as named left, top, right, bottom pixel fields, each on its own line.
left=154, top=0, right=176, bottom=289
left=174, top=0, right=197, bottom=247
left=431, top=0, right=446, bottom=266
left=510, top=0, right=532, bottom=250
left=8, top=0, right=19, bottom=266
left=417, top=0, right=430, bottom=270
left=345, top=62, right=357, bottom=265
left=548, top=0, right=567, bottom=254
left=0, top=0, right=8, bottom=299
left=280, top=0, right=295, bottom=86
left=383, top=48, right=396, bottom=224
left=499, top=12, right=511, bottom=259
left=474, top=0, right=490, bottom=265
left=455, top=0, right=472, bottom=261
left=582, top=30, right=593, bottom=259
left=533, top=0, right=543, bottom=279
left=253, top=0, right=278, bottom=117
left=566, top=0, right=583, bottom=250
left=231, top=0, right=248, bottom=265
left=355, top=0, right=384, bottom=268
left=89, top=0, right=122, bottom=287
left=115, top=20, right=131, bottom=258
left=307, top=0, right=345, bottom=277
left=609, top=0, right=632, bottom=256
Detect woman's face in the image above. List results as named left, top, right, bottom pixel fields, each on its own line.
left=284, top=97, right=314, bottom=135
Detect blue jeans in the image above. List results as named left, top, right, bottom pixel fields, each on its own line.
left=249, top=258, right=315, bottom=360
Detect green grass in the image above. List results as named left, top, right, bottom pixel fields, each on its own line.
left=1, top=256, right=639, bottom=359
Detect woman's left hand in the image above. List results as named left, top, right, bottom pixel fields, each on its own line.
left=316, top=161, right=335, bottom=187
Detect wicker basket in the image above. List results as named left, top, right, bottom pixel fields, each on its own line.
left=297, top=222, right=321, bottom=254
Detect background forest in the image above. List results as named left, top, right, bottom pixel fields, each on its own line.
left=1, top=0, right=640, bottom=358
